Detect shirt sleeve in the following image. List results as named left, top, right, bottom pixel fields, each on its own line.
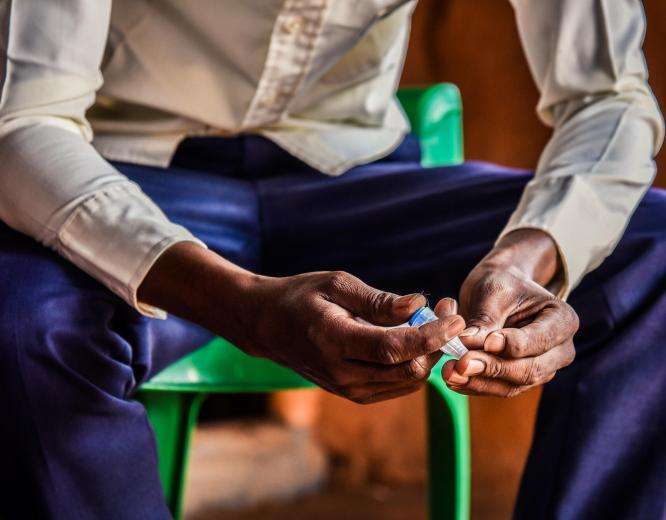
left=502, top=0, right=664, bottom=299
left=0, top=0, right=206, bottom=318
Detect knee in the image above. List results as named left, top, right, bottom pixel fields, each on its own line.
left=0, top=275, right=140, bottom=401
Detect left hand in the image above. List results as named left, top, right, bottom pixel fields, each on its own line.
left=442, top=229, right=579, bottom=397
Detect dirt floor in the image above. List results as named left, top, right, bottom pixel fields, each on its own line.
left=189, top=483, right=426, bottom=520
left=183, top=417, right=517, bottom=520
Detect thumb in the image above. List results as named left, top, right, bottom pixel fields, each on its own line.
left=459, top=297, right=508, bottom=350
left=326, top=272, right=426, bottom=325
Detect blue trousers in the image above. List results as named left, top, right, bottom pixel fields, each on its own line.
left=0, top=136, right=664, bottom=519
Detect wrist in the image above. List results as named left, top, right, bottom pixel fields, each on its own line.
left=138, top=241, right=266, bottom=338
left=485, top=229, right=561, bottom=287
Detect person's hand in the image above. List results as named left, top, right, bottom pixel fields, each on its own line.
left=138, top=243, right=465, bottom=404
left=239, top=271, right=465, bottom=403
left=442, top=229, right=579, bottom=397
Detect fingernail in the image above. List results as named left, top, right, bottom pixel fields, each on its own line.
left=485, top=332, right=505, bottom=353
left=395, top=294, right=423, bottom=311
left=439, top=297, right=458, bottom=315
left=459, top=326, right=480, bottom=338
left=464, top=359, right=486, bottom=376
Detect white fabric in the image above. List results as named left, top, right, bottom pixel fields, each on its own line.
left=0, top=0, right=662, bottom=315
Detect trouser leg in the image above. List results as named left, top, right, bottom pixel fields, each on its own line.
left=0, top=151, right=260, bottom=519
left=514, top=189, right=666, bottom=520
left=0, top=228, right=173, bottom=519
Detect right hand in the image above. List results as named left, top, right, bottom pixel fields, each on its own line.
left=236, top=271, right=465, bottom=404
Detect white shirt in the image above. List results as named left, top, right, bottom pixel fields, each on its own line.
left=0, top=0, right=662, bottom=317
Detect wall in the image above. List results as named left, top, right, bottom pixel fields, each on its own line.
left=402, top=0, right=666, bottom=186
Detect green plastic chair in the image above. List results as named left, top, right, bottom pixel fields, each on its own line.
left=137, top=83, right=470, bottom=520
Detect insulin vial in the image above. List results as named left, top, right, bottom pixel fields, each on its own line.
left=409, top=306, right=468, bottom=359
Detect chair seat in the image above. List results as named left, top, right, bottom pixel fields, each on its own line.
left=140, top=338, right=315, bottom=393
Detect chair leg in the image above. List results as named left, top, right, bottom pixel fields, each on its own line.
left=427, top=377, right=471, bottom=520
left=138, top=391, right=207, bottom=520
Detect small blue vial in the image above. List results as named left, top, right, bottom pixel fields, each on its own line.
left=408, top=306, right=468, bottom=359
left=408, top=306, right=439, bottom=327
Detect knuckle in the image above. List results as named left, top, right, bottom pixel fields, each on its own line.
left=524, top=360, right=539, bottom=385
left=478, top=273, right=507, bottom=297
left=424, top=334, right=441, bottom=353
left=326, top=271, right=352, bottom=292
left=538, top=323, right=556, bottom=351
left=369, top=291, right=393, bottom=316
left=378, top=333, right=402, bottom=364
left=509, top=329, right=529, bottom=357
left=555, top=300, right=579, bottom=333
left=486, top=358, right=503, bottom=378
left=404, top=358, right=429, bottom=381
left=568, top=305, right=581, bottom=333
left=305, top=322, right=321, bottom=344
left=563, top=343, right=576, bottom=366
left=441, top=315, right=464, bottom=339
left=469, top=377, right=490, bottom=394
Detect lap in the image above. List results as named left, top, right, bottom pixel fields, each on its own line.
left=1, top=134, right=664, bottom=391
left=259, top=155, right=530, bottom=300
left=0, top=155, right=262, bottom=391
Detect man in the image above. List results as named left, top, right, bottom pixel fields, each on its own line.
left=0, top=0, right=663, bottom=518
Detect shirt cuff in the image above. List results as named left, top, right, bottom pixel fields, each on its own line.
left=54, top=182, right=207, bottom=318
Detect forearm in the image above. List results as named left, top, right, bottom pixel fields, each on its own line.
left=499, top=92, right=661, bottom=296
left=137, top=242, right=263, bottom=340
left=508, top=0, right=664, bottom=298
left=0, top=122, right=202, bottom=316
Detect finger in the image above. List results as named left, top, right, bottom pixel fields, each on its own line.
left=324, top=271, right=426, bottom=326
left=492, top=301, right=579, bottom=357
left=346, top=381, right=425, bottom=405
left=334, top=351, right=443, bottom=386
left=446, top=376, right=529, bottom=398
left=434, top=297, right=458, bottom=317
left=459, top=296, right=509, bottom=350
left=338, top=314, right=465, bottom=365
left=454, top=341, right=575, bottom=386
left=442, top=358, right=469, bottom=386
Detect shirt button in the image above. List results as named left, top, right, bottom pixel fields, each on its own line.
left=282, top=16, right=304, bottom=34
